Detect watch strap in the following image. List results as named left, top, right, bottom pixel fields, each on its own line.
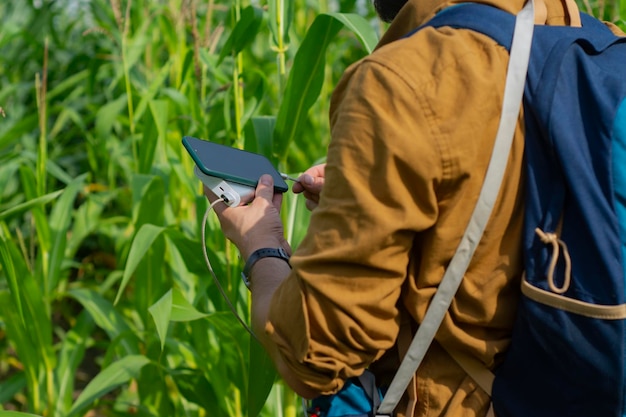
left=241, top=247, right=291, bottom=288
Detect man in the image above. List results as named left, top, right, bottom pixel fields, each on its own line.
left=208, top=0, right=584, bottom=415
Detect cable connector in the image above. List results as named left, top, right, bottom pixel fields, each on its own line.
left=194, top=166, right=255, bottom=206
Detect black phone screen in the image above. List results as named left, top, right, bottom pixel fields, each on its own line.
left=182, top=136, right=289, bottom=193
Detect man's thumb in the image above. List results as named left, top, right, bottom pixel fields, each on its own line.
left=256, top=174, right=274, bottom=199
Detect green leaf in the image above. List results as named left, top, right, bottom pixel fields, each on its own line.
left=68, top=288, right=140, bottom=356
left=133, top=64, right=171, bottom=125
left=66, top=191, right=112, bottom=257
left=67, top=355, right=151, bottom=417
left=0, top=292, right=40, bottom=409
left=165, top=229, right=207, bottom=276
left=272, top=12, right=378, bottom=162
left=171, top=288, right=209, bottom=322
left=273, top=14, right=343, bottom=161
left=46, top=69, right=89, bottom=102
left=131, top=174, right=165, bottom=227
left=138, top=100, right=169, bottom=174
left=115, top=224, right=165, bottom=305
left=22, top=274, right=55, bottom=351
left=268, top=0, right=294, bottom=47
left=326, top=12, right=379, bottom=53
left=47, top=174, right=87, bottom=294
left=0, top=372, right=27, bottom=404
left=217, top=6, right=264, bottom=65
left=0, top=113, right=38, bottom=150
left=248, top=337, right=278, bottom=417
left=138, top=103, right=158, bottom=175
left=148, top=287, right=210, bottom=350
left=18, top=165, right=51, bottom=254
left=149, top=99, right=168, bottom=153
left=54, top=312, right=95, bottom=417
left=0, top=225, right=26, bottom=322
left=174, top=370, right=222, bottom=413
left=0, top=412, right=43, bottom=417
left=0, top=190, right=62, bottom=221
left=0, top=269, right=55, bottom=410
left=148, top=289, right=172, bottom=351
left=95, top=94, right=127, bottom=140
left=250, top=116, right=276, bottom=158
left=0, top=157, right=21, bottom=206
left=137, top=360, right=175, bottom=416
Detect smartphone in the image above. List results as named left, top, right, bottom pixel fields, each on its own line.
left=182, top=136, right=289, bottom=193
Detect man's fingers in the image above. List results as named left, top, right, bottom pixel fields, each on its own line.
left=301, top=174, right=324, bottom=194
left=305, top=199, right=318, bottom=211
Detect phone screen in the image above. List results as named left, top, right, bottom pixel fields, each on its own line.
left=182, top=136, right=289, bottom=193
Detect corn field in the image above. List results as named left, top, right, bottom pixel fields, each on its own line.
left=0, top=0, right=623, bottom=416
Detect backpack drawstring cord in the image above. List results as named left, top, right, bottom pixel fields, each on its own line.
left=535, top=227, right=572, bottom=294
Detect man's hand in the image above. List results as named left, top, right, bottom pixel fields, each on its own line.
left=204, top=174, right=290, bottom=260
left=204, top=176, right=320, bottom=399
left=292, top=163, right=325, bottom=211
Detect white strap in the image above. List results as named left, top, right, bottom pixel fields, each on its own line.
left=376, top=1, right=535, bottom=415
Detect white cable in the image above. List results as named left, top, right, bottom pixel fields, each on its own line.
left=201, top=199, right=258, bottom=341
left=202, top=197, right=309, bottom=414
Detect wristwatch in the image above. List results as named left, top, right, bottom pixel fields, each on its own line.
left=241, top=247, right=291, bottom=288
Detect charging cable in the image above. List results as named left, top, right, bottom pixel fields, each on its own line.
left=201, top=185, right=309, bottom=417
left=201, top=198, right=258, bottom=341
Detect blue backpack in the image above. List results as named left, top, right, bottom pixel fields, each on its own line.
left=418, top=4, right=626, bottom=417
left=310, top=3, right=626, bottom=416
left=462, top=7, right=626, bottom=417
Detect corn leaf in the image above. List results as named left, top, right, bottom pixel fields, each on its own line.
left=273, top=14, right=343, bottom=161
left=53, top=312, right=95, bottom=417
left=0, top=157, right=21, bottom=207
left=171, top=288, right=209, bottom=321
left=148, top=289, right=172, bottom=351
left=165, top=229, right=207, bottom=276
left=18, top=165, right=51, bottom=254
left=138, top=100, right=169, bottom=174
left=0, top=372, right=26, bottom=404
left=250, top=116, right=276, bottom=158
left=66, top=191, right=112, bottom=257
left=133, top=226, right=167, bottom=327
left=174, top=370, right=222, bottom=414
left=95, top=95, right=127, bottom=141
left=68, top=288, right=140, bottom=356
left=131, top=174, right=165, bottom=228
left=20, top=271, right=55, bottom=356
left=0, top=224, right=27, bottom=322
left=217, top=6, right=264, bottom=65
left=67, top=355, right=151, bottom=417
left=268, top=0, right=294, bottom=46
left=0, top=113, right=38, bottom=150
left=46, top=69, right=89, bottom=102
left=133, top=65, right=171, bottom=125
left=0, top=291, right=40, bottom=410
left=138, top=103, right=159, bottom=175
left=47, top=174, right=86, bottom=294
left=247, top=338, right=277, bottom=417
left=115, top=223, right=165, bottom=305
left=326, top=12, right=379, bottom=53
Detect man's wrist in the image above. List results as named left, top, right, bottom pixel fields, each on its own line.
left=241, top=237, right=284, bottom=260
left=241, top=247, right=291, bottom=288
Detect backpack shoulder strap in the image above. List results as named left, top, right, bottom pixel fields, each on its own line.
left=409, top=3, right=516, bottom=50
left=375, top=1, right=535, bottom=415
